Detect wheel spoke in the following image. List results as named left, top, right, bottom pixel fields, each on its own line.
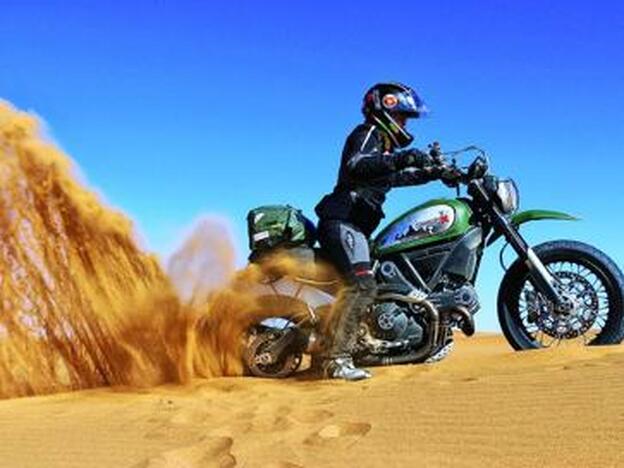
left=512, top=255, right=616, bottom=348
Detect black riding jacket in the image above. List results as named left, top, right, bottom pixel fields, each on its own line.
left=315, top=122, right=436, bottom=236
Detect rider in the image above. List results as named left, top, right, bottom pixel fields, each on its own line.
left=315, top=82, right=450, bottom=381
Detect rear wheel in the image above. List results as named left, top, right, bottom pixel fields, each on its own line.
left=498, top=240, right=624, bottom=350
left=244, top=328, right=303, bottom=378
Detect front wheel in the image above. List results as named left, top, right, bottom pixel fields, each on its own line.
left=498, top=240, right=624, bottom=350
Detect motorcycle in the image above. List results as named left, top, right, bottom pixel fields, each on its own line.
left=243, top=147, right=624, bottom=378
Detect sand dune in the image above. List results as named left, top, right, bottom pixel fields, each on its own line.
left=0, top=334, right=622, bottom=468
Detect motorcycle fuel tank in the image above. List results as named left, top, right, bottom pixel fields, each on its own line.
left=374, top=199, right=473, bottom=256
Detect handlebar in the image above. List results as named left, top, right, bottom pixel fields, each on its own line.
left=435, top=146, right=489, bottom=185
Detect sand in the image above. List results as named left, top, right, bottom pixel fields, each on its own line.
left=0, top=334, right=622, bottom=468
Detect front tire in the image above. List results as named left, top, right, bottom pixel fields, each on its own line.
left=498, top=240, right=624, bottom=350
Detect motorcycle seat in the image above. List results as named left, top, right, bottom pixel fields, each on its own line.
left=251, top=245, right=340, bottom=285
left=292, top=247, right=341, bottom=285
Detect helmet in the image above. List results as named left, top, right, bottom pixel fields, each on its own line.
left=362, top=82, right=428, bottom=148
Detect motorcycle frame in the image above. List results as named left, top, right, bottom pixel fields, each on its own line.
left=252, top=174, right=577, bottom=333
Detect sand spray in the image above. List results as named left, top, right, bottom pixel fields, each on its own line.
left=0, top=101, right=334, bottom=399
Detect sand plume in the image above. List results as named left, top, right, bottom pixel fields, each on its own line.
left=0, top=102, right=209, bottom=398
left=167, top=217, right=237, bottom=308
left=0, top=101, right=332, bottom=399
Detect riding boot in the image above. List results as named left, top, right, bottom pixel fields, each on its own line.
left=323, top=356, right=371, bottom=381
left=323, top=279, right=376, bottom=381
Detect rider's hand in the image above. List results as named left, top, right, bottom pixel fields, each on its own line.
left=438, top=164, right=461, bottom=187
left=423, top=143, right=461, bottom=186
left=428, top=141, right=444, bottom=164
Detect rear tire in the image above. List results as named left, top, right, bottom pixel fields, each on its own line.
left=244, top=329, right=303, bottom=378
left=498, top=240, right=624, bottom=350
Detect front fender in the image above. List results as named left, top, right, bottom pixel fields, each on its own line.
left=486, top=209, right=579, bottom=246
left=511, top=209, right=579, bottom=227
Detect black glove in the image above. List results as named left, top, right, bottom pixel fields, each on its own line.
left=438, top=164, right=461, bottom=187
left=425, top=143, right=461, bottom=186
left=394, top=148, right=433, bottom=170
left=428, top=141, right=443, bottom=164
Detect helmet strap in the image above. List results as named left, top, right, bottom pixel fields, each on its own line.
left=372, top=113, right=414, bottom=149
left=371, top=115, right=400, bottom=148
left=381, top=132, right=392, bottom=152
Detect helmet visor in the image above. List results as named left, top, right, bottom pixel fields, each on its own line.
left=396, top=89, right=429, bottom=118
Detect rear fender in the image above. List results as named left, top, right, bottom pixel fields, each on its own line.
left=251, top=278, right=335, bottom=324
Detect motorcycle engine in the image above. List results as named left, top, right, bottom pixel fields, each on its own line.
left=428, top=283, right=480, bottom=315
left=367, top=302, right=424, bottom=343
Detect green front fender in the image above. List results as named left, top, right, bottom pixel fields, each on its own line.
left=511, top=209, right=579, bottom=227
left=486, top=209, right=579, bottom=246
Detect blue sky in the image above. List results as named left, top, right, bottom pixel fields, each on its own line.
left=2, top=0, right=623, bottom=330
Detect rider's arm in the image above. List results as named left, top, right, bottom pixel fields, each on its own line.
left=388, top=159, right=462, bottom=188
left=346, top=126, right=438, bottom=182
left=387, top=167, right=439, bottom=187
left=374, top=147, right=439, bottom=187
left=345, top=126, right=401, bottom=179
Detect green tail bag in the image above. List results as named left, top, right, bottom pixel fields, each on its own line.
left=247, top=205, right=314, bottom=255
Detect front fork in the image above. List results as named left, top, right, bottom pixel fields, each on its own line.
left=523, top=247, right=572, bottom=311
left=476, top=186, right=572, bottom=312
left=498, top=212, right=574, bottom=311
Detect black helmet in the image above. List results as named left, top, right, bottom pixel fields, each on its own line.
left=362, top=82, right=428, bottom=148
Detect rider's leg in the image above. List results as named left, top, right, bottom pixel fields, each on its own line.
left=327, top=272, right=376, bottom=358
left=317, top=220, right=376, bottom=381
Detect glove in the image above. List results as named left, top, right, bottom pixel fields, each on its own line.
left=428, top=141, right=443, bottom=164
left=425, top=143, right=461, bottom=187
left=438, top=164, right=461, bottom=187
left=394, top=148, right=433, bottom=170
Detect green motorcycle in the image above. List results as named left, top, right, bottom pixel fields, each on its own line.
left=244, top=147, right=624, bottom=378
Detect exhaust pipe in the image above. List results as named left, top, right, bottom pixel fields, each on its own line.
left=453, top=306, right=475, bottom=337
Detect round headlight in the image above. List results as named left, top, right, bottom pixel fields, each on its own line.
left=496, top=179, right=519, bottom=214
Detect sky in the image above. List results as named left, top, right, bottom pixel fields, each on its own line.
left=2, top=0, right=623, bottom=331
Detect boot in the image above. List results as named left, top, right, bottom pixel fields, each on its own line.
left=323, top=356, right=371, bottom=381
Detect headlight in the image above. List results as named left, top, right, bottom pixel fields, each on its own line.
left=496, top=179, right=519, bottom=214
